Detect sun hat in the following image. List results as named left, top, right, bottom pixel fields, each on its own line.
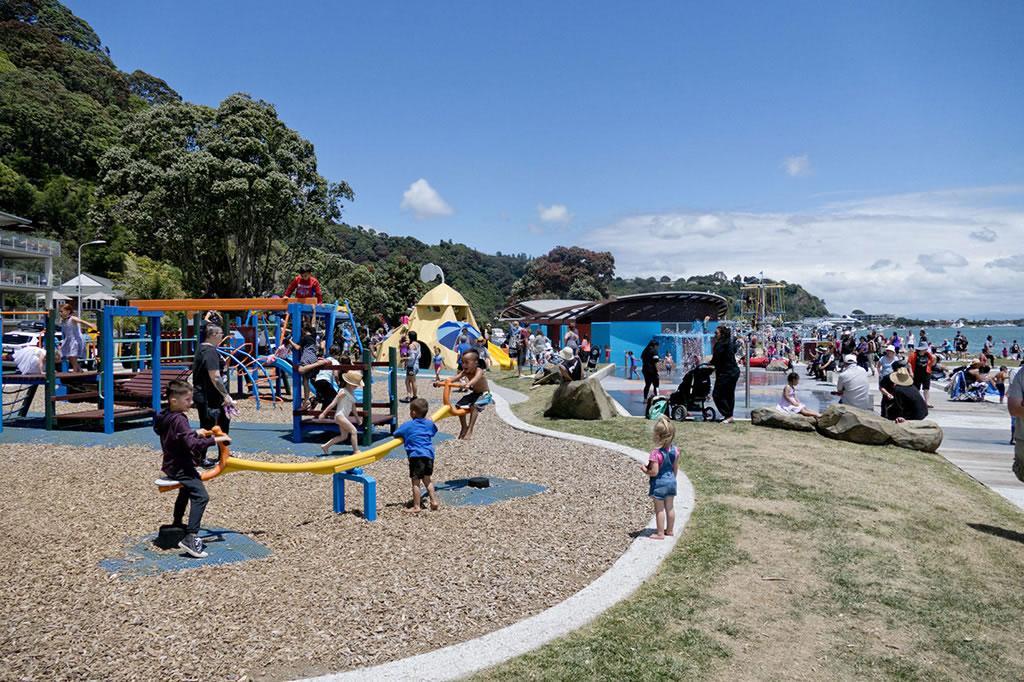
left=843, top=354, right=857, bottom=365
left=891, top=367, right=914, bottom=387
left=916, top=342, right=929, bottom=351
left=885, top=345, right=896, bottom=353
left=342, top=370, right=363, bottom=387
left=559, top=347, right=575, bottom=361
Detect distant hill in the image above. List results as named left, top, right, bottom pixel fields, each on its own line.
left=609, top=273, right=830, bottom=320
left=330, top=224, right=530, bottom=321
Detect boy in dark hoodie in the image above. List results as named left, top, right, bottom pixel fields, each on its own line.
left=155, top=380, right=231, bottom=558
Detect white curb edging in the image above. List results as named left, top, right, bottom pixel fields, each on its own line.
left=302, top=384, right=695, bottom=682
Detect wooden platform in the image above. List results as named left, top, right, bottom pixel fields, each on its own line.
left=297, top=412, right=396, bottom=427
left=54, top=407, right=154, bottom=422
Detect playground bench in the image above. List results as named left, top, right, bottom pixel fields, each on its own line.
left=113, top=367, right=192, bottom=407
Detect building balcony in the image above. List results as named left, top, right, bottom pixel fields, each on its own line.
left=0, top=266, right=55, bottom=290
left=0, top=229, right=61, bottom=258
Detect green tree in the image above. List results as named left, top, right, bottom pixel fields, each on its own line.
left=125, top=69, right=180, bottom=106
left=95, top=94, right=353, bottom=297
left=0, top=159, right=35, bottom=215
left=509, top=246, right=615, bottom=302
left=116, top=252, right=185, bottom=300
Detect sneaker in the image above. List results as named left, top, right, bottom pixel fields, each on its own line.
left=178, top=533, right=208, bottom=558
left=199, top=458, right=218, bottom=469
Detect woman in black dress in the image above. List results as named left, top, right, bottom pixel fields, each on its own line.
left=710, top=326, right=740, bottom=423
left=640, top=339, right=661, bottom=401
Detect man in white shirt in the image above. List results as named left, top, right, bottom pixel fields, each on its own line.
left=833, top=354, right=872, bottom=411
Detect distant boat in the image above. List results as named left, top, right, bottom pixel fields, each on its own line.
left=952, top=320, right=965, bottom=329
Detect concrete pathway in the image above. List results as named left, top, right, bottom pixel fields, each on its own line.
left=305, top=382, right=695, bottom=682
left=601, top=365, right=1023, bottom=512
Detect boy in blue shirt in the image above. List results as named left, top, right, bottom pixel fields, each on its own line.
left=394, top=397, right=440, bottom=512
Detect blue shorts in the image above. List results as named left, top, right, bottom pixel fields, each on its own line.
left=649, top=480, right=677, bottom=500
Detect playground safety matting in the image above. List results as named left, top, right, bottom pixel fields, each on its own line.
left=99, top=527, right=271, bottom=578
left=431, top=476, right=546, bottom=507
left=0, top=416, right=455, bottom=457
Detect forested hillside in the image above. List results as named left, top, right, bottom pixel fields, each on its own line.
left=0, top=0, right=830, bottom=324
left=0, top=0, right=526, bottom=319
left=609, top=273, right=831, bottom=319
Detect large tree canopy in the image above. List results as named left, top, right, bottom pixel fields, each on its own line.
left=95, top=94, right=353, bottom=297
left=509, top=246, right=615, bottom=302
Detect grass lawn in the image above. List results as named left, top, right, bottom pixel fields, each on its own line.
left=477, top=373, right=1024, bottom=680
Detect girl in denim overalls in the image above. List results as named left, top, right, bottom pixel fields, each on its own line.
left=642, top=416, right=680, bottom=540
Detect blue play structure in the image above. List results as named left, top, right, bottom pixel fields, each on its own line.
left=286, top=300, right=398, bottom=445
left=0, top=299, right=373, bottom=435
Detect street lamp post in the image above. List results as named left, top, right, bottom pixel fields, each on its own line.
left=77, top=240, right=106, bottom=316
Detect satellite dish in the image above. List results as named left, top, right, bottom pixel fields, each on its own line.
left=419, top=262, right=444, bottom=284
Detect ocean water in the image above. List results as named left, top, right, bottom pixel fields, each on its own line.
left=872, top=326, right=1024, bottom=352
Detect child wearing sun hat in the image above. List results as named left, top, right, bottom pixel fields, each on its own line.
left=318, top=370, right=364, bottom=456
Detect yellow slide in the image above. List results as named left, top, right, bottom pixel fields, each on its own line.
left=487, top=341, right=513, bottom=370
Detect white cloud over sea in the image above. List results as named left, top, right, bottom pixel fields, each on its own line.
left=583, top=185, right=1024, bottom=317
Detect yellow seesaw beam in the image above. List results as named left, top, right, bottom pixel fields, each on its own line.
left=216, top=404, right=453, bottom=477
left=158, top=384, right=465, bottom=493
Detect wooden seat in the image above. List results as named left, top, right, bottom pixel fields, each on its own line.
left=114, top=367, right=192, bottom=406
left=55, top=407, right=154, bottom=422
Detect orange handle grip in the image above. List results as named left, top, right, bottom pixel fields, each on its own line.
left=432, top=380, right=470, bottom=416
left=158, top=426, right=232, bottom=492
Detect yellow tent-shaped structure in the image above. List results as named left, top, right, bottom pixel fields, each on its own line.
left=376, top=282, right=511, bottom=370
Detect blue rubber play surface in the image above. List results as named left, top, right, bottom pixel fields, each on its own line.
left=431, top=476, right=546, bottom=507
left=0, top=414, right=454, bottom=458
left=100, top=527, right=271, bottom=578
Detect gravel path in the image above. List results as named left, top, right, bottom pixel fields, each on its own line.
left=1, top=381, right=648, bottom=680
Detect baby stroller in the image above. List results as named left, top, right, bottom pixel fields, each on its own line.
left=657, top=363, right=717, bottom=421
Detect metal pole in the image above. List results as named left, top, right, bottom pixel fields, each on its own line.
left=44, top=309, right=56, bottom=430
left=361, top=349, right=373, bottom=447
left=77, top=243, right=81, bottom=316
left=744, top=332, right=751, bottom=409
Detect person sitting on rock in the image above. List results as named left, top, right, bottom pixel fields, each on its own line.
left=557, top=346, right=583, bottom=382
left=887, top=366, right=929, bottom=423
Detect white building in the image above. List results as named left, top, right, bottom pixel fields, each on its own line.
left=0, top=210, right=58, bottom=315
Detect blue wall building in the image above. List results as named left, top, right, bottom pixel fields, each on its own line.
left=503, top=292, right=728, bottom=371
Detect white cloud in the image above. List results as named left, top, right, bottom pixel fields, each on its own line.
left=582, top=185, right=1024, bottom=317
left=621, top=213, right=735, bottom=240
left=782, top=154, right=812, bottom=177
left=538, top=204, right=572, bottom=224
left=400, top=178, right=453, bottom=219
left=917, top=251, right=968, bottom=273
left=986, top=253, right=1024, bottom=272
left=969, top=226, right=998, bottom=242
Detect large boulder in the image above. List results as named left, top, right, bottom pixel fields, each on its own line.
left=815, top=404, right=943, bottom=453
left=532, top=363, right=562, bottom=386
left=544, top=377, right=618, bottom=420
left=750, top=407, right=817, bottom=432
left=766, top=359, right=792, bottom=372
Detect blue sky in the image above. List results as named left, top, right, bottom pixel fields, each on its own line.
left=66, top=1, right=1024, bottom=316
